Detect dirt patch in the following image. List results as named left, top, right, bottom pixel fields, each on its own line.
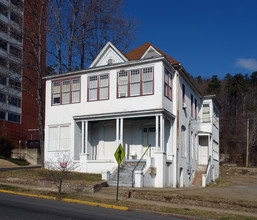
left=119, top=166, right=257, bottom=214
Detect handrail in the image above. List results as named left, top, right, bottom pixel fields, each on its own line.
left=131, top=144, right=151, bottom=187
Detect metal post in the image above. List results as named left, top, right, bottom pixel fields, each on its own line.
left=116, top=164, right=120, bottom=201
left=246, top=119, right=249, bottom=167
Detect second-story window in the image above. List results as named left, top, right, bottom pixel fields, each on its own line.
left=118, top=67, right=154, bottom=98
left=118, top=71, right=128, bottom=97
left=53, top=81, right=61, bottom=105
left=164, top=68, right=172, bottom=100
left=142, top=67, right=153, bottom=94
left=191, top=94, right=193, bottom=117
left=130, top=69, right=140, bottom=96
left=88, top=74, right=109, bottom=101
left=52, top=77, right=80, bottom=105
left=62, top=80, right=70, bottom=104
left=195, top=99, right=197, bottom=120
left=202, top=104, right=210, bottom=122
left=182, top=84, right=185, bottom=103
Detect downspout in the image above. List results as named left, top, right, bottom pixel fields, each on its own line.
left=175, top=64, right=182, bottom=187
left=188, top=120, right=192, bottom=181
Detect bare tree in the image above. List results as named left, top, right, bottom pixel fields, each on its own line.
left=44, top=151, right=78, bottom=194
left=22, top=0, right=47, bottom=163
left=47, top=0, right=137, bottom=72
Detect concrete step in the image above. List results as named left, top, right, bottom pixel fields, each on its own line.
left=108, top=160, right=146, bottom=186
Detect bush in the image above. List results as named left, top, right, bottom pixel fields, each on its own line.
left=0, top=137, right=14, bottom=158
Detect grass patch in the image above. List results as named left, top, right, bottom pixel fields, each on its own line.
left=0, top=184, right=21, bottom=191
left=0, top=156, right=30, bottom=166
left=0, top=168, right=101, bottom=183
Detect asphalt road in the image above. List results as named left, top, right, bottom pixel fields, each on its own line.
left=0, top=192, right=184, bottom=220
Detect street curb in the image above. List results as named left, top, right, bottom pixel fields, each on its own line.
left=62, top=198, right=129, bottom=211
left=0, top=189, right=129, bottom=211
left=0, top=189, right=56, bottom=200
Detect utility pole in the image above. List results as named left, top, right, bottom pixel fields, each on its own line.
left=246, top=119, right=249, bottom=167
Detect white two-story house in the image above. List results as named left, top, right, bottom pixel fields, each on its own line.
left=44, top=42, right=220, bottom=188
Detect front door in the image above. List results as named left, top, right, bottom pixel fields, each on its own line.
left=199, top=136, right=208, bottom=165
left=143, top=127, right=155, bottom=157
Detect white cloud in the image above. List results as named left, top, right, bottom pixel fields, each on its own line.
left=235, top=58, right=257, bottom=71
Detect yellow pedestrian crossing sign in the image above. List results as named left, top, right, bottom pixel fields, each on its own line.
left=114, top=144, right=125, bottom=165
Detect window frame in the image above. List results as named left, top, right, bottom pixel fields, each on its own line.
left=191, top=94, right=193, bottom=117
left=87, top=73, right=109, bottom=102
left=182, top=84, right=185, bottom=103
left=117, top=67, right=154, bottom=98
left=195, top=99, right=197, bottom=120
left=164, top=68, right=172, bottom=101
left=51, top=76, right=81, bottom=106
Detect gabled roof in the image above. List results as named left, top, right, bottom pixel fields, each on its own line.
left=89, top=41, right=129, bottom=68
left=125, top=42, right=180, bottom=65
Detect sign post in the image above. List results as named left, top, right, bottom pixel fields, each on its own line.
left=114, top=144, right=125, bottom=201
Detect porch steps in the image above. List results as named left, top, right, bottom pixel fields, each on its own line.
left=108, top=161, right=146, bottom=187
left=192, top=166, right=206, bottom=186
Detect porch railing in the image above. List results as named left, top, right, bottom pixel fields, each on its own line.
left=131, top=144, right=151, bottom=187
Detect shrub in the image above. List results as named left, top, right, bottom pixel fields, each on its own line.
left=0, top=137, right=14, bottom=158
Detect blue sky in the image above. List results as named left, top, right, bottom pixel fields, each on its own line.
left=124, top=0, right=257, bottom=79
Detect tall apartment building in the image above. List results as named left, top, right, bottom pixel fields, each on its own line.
left=0, top=0, right=45, bottom=149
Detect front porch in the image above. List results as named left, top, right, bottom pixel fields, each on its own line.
left=73, top=111, right=176, bottom=187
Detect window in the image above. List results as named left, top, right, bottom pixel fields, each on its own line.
left=8, top=112, right=20, bottom=123
left=0, top=57, right=7, bottom=68
left=130, top=69, right=140, bottom=96
left=0, top=3, right=8, bottom=17
left=62, top=80, right=70, bottom=104
left=11, top=0, right=23, bottom=9
left=10, top=45, right=22, bottom=58
left=195, top=99, right=197, bottom=120
left=9, top=77, right=21, bottom=89
left=181, top=125, right=186, bottom=158
left=52, top=81, right=60, bottom=105
left=10, top=28, right=22, bottom=42
left=164, top=68, right=172, bottom=100
left=9, top=61, right=21, bottom=74
left=89, top=76, right=97, bottom=101
left=72, top=78, right=80, bottom=103
left=117, top=67, right=154, bottom=98
left=8, top=96, right=21, bottom=107
left=88, top=74, right=109, bottom=101
left=118, top=71, right=128, bottom=97
left=99, top=74, right=108, bottom=100
left=142, top=67, right=153, bottom=94
left=0, top=91, right=5, bottom=103
left=182, top=84, right=185, bottom=103
left=0, top=75, right=6, bottom=85
left=202, top=104, right=210, bottom=122
left=0, top=38, right=7, bottom=51
left=0, top=21, right=8, bottom=34
left=0, top=109, right=5, bottom=120
left=49, top=125, right=71, bottom=151
left=191, top=94, right=193, bottom=117
left=10, top=12, right=21, bottom=24
left=52, top=77, right=80, bottom=105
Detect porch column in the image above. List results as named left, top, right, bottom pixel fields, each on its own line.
left=81, top=121, right=85, bottom=154
left=85, top=120, right=88, bottom=155
left=116, top=118, right=120, bottom=146
left=155, top=115, right=159, bottom=151
left=120, top=118, right=123, bottom=147
left=160, top=114, right=165, bottom=152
